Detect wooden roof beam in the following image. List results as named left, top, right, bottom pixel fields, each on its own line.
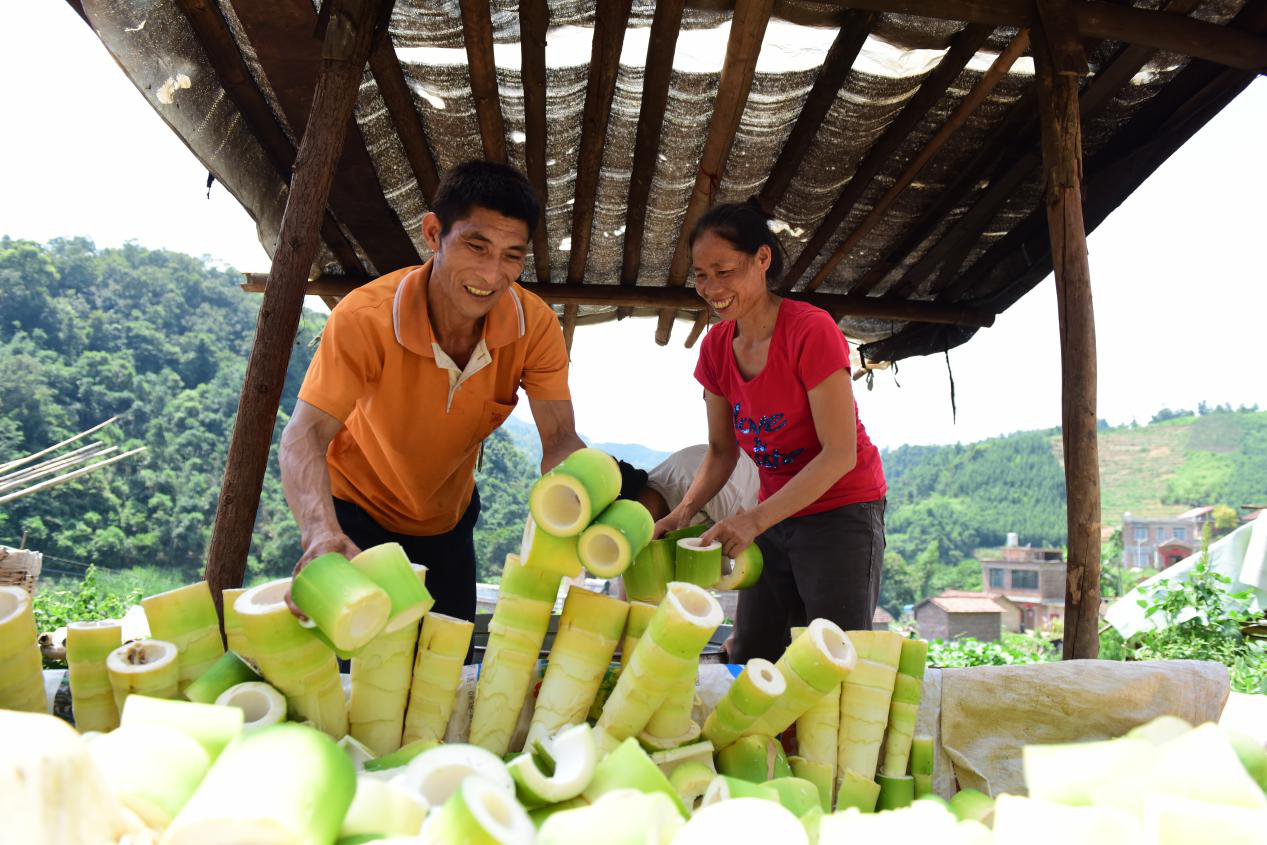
left=458, top=0, right=507, bottom=162
left=806, top=28, right=1030, bottom=293
left=892, top=0, right=1202, bottom=301
left=754, top=10, right=876, bottom=214
left=368, top=38, right=441, bottom=206
left=620, top=0, right=687, bottom=288
left=241, top=274, right=996, bottom=327
left=172, top=0, right=364, bottom=274
left=780, top=23, right=993, bottom=292
left=519, top=0, right=552, bottom=283
left=567, top=0, right=636, bottom=285
left=808, top=0, right=1267, bottom=71
left=229, top=0, right=420, bottom=271
left=658, top=0, right=776, bottom=344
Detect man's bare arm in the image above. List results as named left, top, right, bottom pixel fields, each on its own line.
left=279, top=400, right=361, bottom=567
left=526, top=396, right=587, bottom=473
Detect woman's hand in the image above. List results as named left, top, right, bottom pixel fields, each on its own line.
left=701, top=510, right=763, bottom=559
left=653, top=509, right=693, bottom=539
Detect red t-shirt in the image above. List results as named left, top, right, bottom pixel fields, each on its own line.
left=694, top=299, right=886, bottom=517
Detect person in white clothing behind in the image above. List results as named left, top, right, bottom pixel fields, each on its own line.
left=616, top=444, right=759, bottom=659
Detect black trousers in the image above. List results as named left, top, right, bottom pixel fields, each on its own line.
left=332, top=487, right=481, bottom=625
left=731, top=497, right=886, bottom=664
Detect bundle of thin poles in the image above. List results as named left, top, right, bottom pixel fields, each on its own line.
left=0, top=418, right=146, bottom=505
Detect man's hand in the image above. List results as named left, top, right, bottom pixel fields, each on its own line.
left=701, top=510, right=762, bottom=559
left=284, top=532, right=362, bottom=620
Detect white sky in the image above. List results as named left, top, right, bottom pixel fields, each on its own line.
left=2, top=3, right=1263, bottom=453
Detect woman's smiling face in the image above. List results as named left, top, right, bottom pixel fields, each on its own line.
left=691, top=230, right=771, bottom=321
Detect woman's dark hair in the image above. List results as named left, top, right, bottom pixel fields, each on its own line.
left=433, top=160, right=540, bottom=236
left=688, top=201, right=785, bottom=283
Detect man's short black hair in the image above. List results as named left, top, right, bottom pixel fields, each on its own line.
left=432, top=160, right=540, bottom=237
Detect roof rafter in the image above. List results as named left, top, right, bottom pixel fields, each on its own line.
left=620, top=0, right=687, bottom=288
left=458, top=0, right=507, bottom=162
left=755, top=9, right=875, bottom=214
left=780, top=23, right=993, bottom=292
left=367, top=38, right=441, bottom=206
left=520, top=0, right=551, bottom=283
left=567, top=0, right=635, bottom=285
left=657, top=0, right=776, bottom=344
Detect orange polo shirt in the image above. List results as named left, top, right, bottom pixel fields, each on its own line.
left=298, top=261, right=570, bottom=535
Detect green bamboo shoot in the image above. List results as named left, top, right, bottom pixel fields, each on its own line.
left=220, top=587, right=250, bottom=661
left=119, top=694, right=243, bottom=760
left=469, top=554, right=562, bottom=755
left=509, top=722, right=598, bottom=807
left=582, top=737, right=687, bottom=817
left=291, top=553, right=391, bottom=655
left=142, top=581, right=226, bottom=696
left=835, top=768, right=881, bottom=813
left=215, top=681, right=287, bottom=731
left=880, top=638, right=928, bottom=778
left=350, top=543, right=435, bottom=632
left=876, top=773, right=915, bottom=810
left=671, top=761, right=716, bottom=812
left=749, top=619, right=856, bottom=738
left=639, top=663, right=701, bottom=751
left=594, top=583, right=722, bottom=752
left=701, top=775, right=779, bottom=806
left=836, top=629, right=903, bottom=792
left=529, top=448, right=622, bottom=537
left=624, top=539, right=674, bottom=604
left=349, top=621, right=419, bottom=755
left=106, top=639, right=180, bottom=713
left=527, top=586, right=628, bottom=746
left=578, top=499, right=655, bottom=578
left=340, top=776, right=428, bottom=838
left=161, top=723, right=356, bottom=845
left=88, top=723, right=211, bottom=830
left=792, top=689, right=839, bottom=810
left=0, top=586, right=48, bottom=713
left=716, top=544, right=764, bottom=591
left=65, top=620, right=122, bottom=731
left=619, top=601, right=657, bottom=669
left=521, top=516, right=583, bottom=578
left=911, top=735, right=934, bottom=798
left=717, top=734, right=792, bottom=783
left=403, top=612, right=474, bottom=746
left=538, top=790, right=684, bottom=845
left=183, top=650, right=261, bottom=705
left=674, top=538, right=722, bottom=588
left=236, top=578, right=348, bottom=738
left=702, top=658, right=785, bottom=750
left=395, top=743, right=515, bottom=807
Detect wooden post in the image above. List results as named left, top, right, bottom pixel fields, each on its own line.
left=1033, top=2, right=1101, bottom=660
left=204, top=0, right=387, bottom=602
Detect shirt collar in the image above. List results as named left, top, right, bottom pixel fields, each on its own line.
left=392, top=260, right=527, bottom=358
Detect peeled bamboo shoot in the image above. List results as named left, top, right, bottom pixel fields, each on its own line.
left=0, top=586, right=48, bottom=713
left=65, top=619, right=122, bottom=731
left=836, top=630, right=902, bottom=792
left=880, top=638, right=928, bottom=778
left=702, top=658, right=785, bottom=750
left=578, top=500, right=654, bottom=578
left=403, top=613, right=474, bottom=746
left=749, top=619, right=856, bottom=738
left=106, top=639, right=179, bottom=713
left=141, top=581, right=226, bottom=696
left=529, top=448, right=622, bottom=537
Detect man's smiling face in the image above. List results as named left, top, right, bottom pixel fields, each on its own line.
left=424, top=207, right=531, bottom=322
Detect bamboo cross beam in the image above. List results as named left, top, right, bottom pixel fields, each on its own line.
left=0, top=417, right=118, bottom=476
left=658, top=0, right=776, bottom=344
left=755, top=10, right=875, bottom=215
left=620, top=0, right=687, bottom=288
left=567, top=0, right=636, bottom=286
left=0, top=447, right=147, bottom=506
left=807, top=29, right=1031, bottom=293
left=459, top=0, right=507, bottom=162
left=519, top=0, right=552, bottom=283
left=779, top=23, right=993, bottom=293
left=240, top=274, right=996, bottom=327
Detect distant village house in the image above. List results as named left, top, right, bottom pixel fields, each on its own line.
left=1121, top=507, right=1213, bottom=570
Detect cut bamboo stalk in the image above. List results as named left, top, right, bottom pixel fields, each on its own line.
left=0, top=447, right=147, bottom=505
left=0, top=417, right=117, bottom=475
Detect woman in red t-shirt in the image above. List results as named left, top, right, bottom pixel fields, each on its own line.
left=654, top=202, right=888, bottom=663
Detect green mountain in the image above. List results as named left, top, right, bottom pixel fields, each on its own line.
left=502, top=415, right=672, bottom=470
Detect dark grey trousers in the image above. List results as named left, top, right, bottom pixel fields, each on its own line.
left=730, top=497, right=886, bottom=664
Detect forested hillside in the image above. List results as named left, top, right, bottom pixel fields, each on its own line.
left=3, top=239, right=1263, bottom=607
left=0, top=239, right=527, bottom=584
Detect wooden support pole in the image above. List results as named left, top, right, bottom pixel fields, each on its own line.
left=459, top=0, right=507, bottom=162
left=658, top=0, right=775, bottom=344
left=684, top=310, right=711, bottom=348
left=241, top=274, right=996, bottom=327
left=520, top=0, right=552, bottom=283
left=205, top=0, right=387, bottom=600
left=809, top=29, right=1030, bottom=292
left=620, top=0, right=687, bottom=288
left=755, top=10, right=875, bottom=214
left=561, top=304, right=579, bottom=355
left=1033, top=4, right=1101, bottom=660
left=567, top=0, right=635, bottom=286
left=780, top=24, right=992, bottom=293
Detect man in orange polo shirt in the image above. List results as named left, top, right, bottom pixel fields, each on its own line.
left=279, top=161, right=585, bottom=623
